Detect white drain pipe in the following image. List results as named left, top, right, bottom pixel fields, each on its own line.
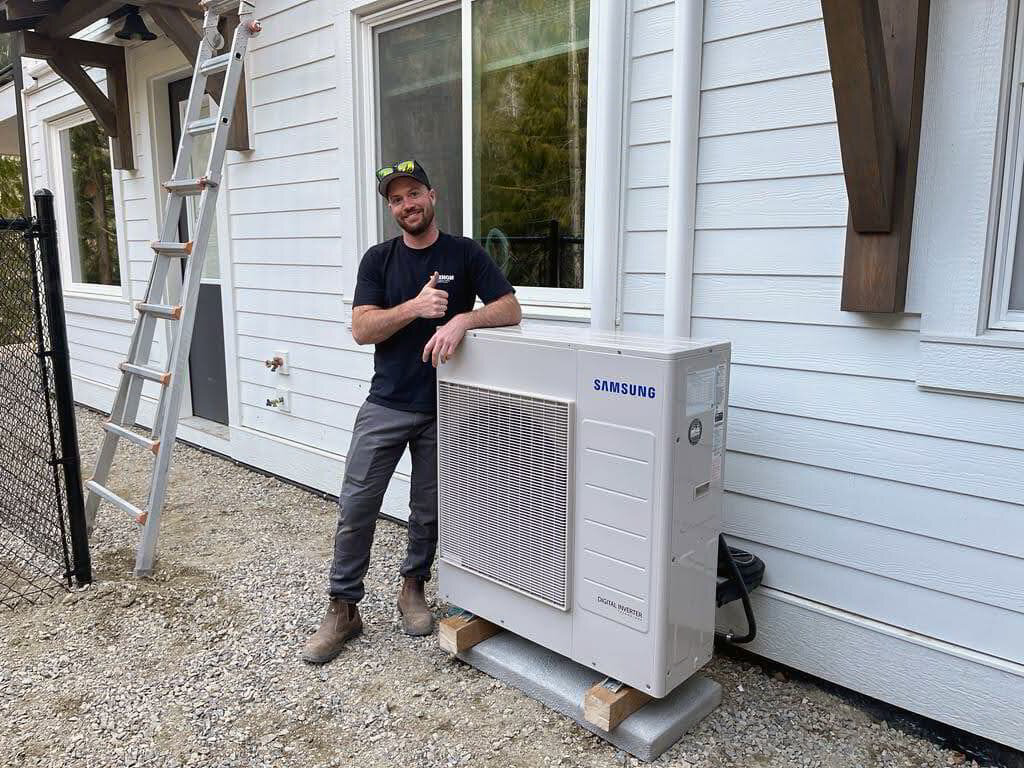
left=663, top=0, right=705, bottom=339
left=586, top=0, right=628, bottom=331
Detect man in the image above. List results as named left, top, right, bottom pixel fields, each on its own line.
left=302, top=160, right=521, bottom=664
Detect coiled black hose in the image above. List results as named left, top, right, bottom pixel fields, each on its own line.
left=717, top=533, right=757, bottom=644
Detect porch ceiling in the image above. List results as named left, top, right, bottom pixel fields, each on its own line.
left=1, top=1, right=250, bottom=170
left=0, top=2, right=202, bottom=38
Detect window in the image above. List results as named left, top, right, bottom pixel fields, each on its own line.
left=364, top=0, right=591, bottom=302
left=991, top=4, right=1024, bottom=331
left=375, top=8, right=462, bottom=240
left=0, top=155, right=25, bottom=217
left=52, top=114, right=122, bottom=293
left=178, top=95, right=220, bottom=281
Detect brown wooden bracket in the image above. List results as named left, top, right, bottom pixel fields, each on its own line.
left=20, top=31, right=135, bottom=170
left=821, top=0, right=931, bottom=313
left=821, top=0, right=896, bottom=233
left=147, top=4, right=252, bottom=152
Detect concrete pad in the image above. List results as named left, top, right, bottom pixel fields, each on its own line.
left=458, top=631, right=722, bottom=762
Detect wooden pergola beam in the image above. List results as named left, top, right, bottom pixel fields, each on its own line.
left=22, top=30, right=124, bottom=68
left=4, top=1, right=65, bottom=21
left=147, top=3, right=251, bottom=151
left=36, top=0, right=124, bottom=38
left=21, top=31, right=135, bottom=170
left=137, top=0, right=203, bottom=19
left=0, top=10, right=44, bottom=32
left=821, top=0, right=896, bottom=233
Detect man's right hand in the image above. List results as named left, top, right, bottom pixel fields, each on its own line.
left=412, top=272, right=448, bottom=319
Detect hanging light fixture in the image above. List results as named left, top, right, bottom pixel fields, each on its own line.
left=114, top=6, right=158, bottom=42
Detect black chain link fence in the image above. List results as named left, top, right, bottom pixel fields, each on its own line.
left=0, top=190, right=90, bottom=607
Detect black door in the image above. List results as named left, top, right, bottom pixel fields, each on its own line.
left=168, top=77, right=229, bottom=425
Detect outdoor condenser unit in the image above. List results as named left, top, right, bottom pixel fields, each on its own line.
left=437, top=327, right=730, bottom=698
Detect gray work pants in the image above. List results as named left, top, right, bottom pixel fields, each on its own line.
left=328, top=400, right=438, bottom=602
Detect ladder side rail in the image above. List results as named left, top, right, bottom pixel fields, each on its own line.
left=136, top=15, right=258, bottom=573
left=150, top=16, right=255, bottom=440
left=128, top=17, right=224, bottom=433
left=88, top=8, right=230, bottom=529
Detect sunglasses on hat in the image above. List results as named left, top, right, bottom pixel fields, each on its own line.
left=376, top=159, right=417, bottom=180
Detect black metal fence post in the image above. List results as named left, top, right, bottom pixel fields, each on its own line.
left=34, top=189, right=91, bottom=586
left=546, top=218, right=560, bottom=288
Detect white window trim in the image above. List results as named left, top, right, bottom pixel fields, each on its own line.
left=910, top=0, right=1024, bottom=400
left=351, top=0, right=621, bottom=318
left=47, top=109, right=129, bottom=302
left=989, top=0, right=1024, bottom=332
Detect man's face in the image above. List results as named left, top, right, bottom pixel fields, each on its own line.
left=386, top=177, right=436, bottom=236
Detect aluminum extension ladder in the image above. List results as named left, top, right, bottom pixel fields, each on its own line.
left=84, top=0, right=260, bottom=576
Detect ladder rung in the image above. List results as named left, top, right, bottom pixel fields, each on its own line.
left=102, top=421, right=161, bottom=456
left=151, top=240, right=193, bottom=257
left=120, top=362, right=172, bottom=386
left=86, top=480, right=148, bottom=525
left=188, top=117, right=219, bottom=136
left=164, top=177, right=217, bottom=195
left=136, top=302, right=182, bottom=320
left=200, top=52, right=235, bottom=76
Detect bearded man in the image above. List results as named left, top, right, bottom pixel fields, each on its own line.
left=302, top=159, right=521, bottom=664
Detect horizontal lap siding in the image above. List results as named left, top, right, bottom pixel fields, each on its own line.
left=697, top=1, right=1024, bottom=745
left=622, top=1, right=674, bottom=332
left=23, top=59, right=159, bottom=413
left=229, top=1, right=352, bottom=454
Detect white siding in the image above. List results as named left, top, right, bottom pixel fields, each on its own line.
left=690, top=1, right=1024, bottom=749
left=22, top=59, right=144, bottom=409
left=620, top=0, right=674, bottom=334
left=24, top=0, right=1024, bottom=748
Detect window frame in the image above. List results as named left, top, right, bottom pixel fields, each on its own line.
left=910, top=0, right=1024, bottom=401
left=47, top=109, right=128, bottom=300
left=353, top=0, right=598, bottom=311
left=990, top=0, right=1024, bottom=332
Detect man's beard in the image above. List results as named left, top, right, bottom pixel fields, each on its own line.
left=396, top=204, right=435, bottom=236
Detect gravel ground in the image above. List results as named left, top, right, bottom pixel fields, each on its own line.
left=0, top=408, right=1013, bottom=768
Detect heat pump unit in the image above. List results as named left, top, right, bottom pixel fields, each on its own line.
left=437, top=326, right=730, bottom=698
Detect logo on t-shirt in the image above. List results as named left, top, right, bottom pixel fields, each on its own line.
left=436, top=274, right=455, bottom=284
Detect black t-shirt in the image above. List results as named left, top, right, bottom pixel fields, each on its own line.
left=352, top=232, right=514, bottom=413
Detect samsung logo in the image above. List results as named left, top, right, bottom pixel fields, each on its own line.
left=593, top=378, right=656, bottom=399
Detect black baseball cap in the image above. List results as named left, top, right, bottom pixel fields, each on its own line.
left=376, top=159, right=431, bottom=198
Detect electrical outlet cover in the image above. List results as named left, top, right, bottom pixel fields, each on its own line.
left=275, top=387, right=291, bottom=413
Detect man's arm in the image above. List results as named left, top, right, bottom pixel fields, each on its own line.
left=422, top=292, right=521, bottom=366
left=352, top=272, right=448, bottom=345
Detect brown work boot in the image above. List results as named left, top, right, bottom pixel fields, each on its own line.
left=301, top=598, right=362, bottom=664
left=397, top=576, right=434, bottom=636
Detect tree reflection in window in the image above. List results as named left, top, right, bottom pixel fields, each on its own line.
left=66, top=121, right=119, bottom=286
left=473, top=0, right=589, bottom=290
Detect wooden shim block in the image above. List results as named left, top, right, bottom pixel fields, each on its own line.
left=439, top=614, right=500, bottom=654
left=584, top=682, right=652, bottom=732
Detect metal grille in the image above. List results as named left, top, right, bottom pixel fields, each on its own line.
left=0, top=193, right=90, bottom=608
left=438, top=380, right=572, bottom=610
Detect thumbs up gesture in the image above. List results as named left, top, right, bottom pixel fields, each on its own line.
left=413, top=271, right=448, bottom=319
